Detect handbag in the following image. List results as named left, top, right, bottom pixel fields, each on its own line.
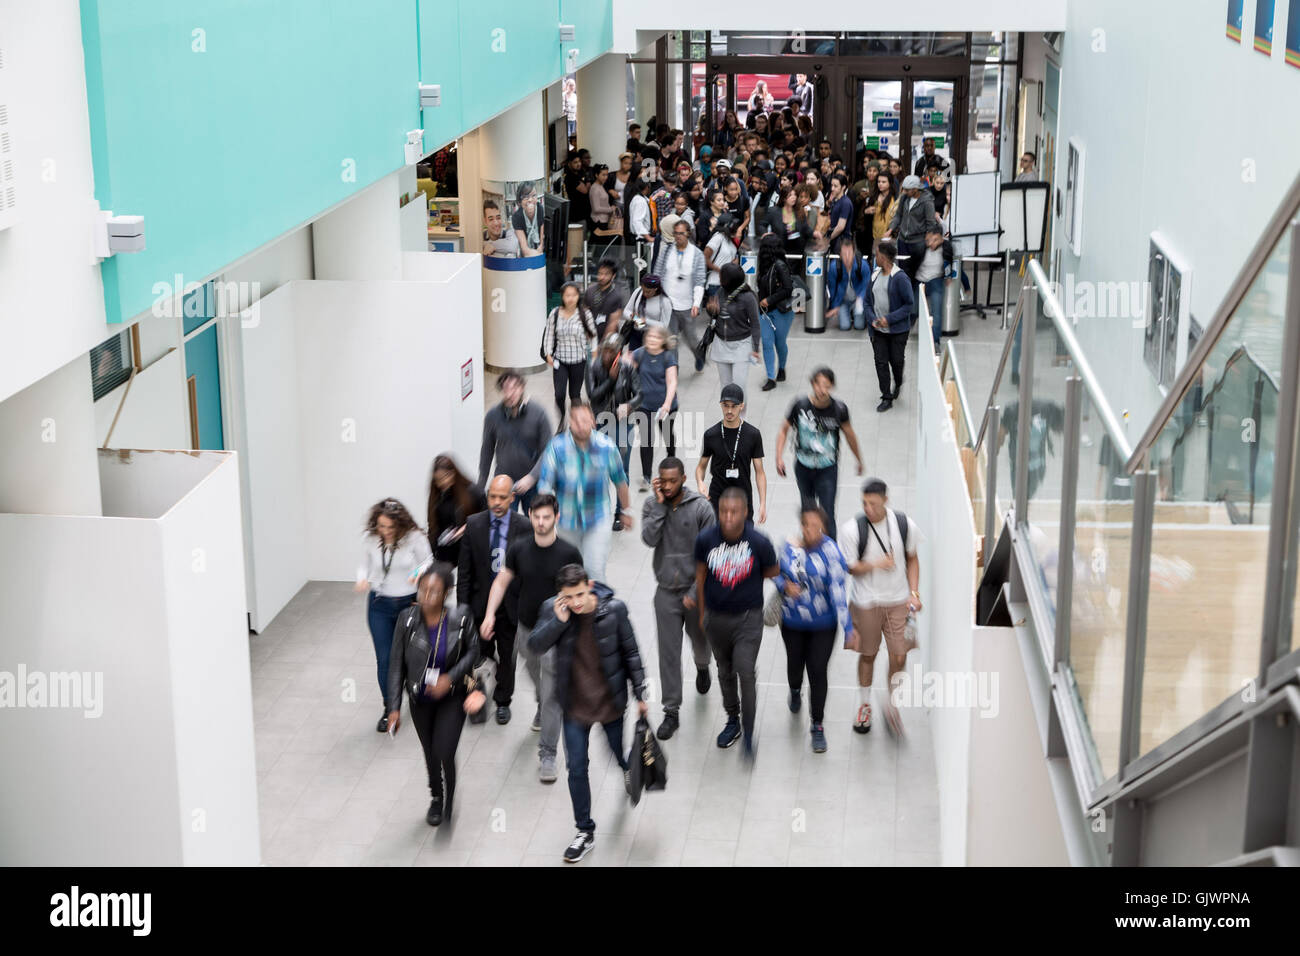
left=762, top=584, right=784, bottom=627
left=624, top=717, right=668, bottom=805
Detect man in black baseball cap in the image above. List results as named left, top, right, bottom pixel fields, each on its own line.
left=696, top=383, right=767, bottom=522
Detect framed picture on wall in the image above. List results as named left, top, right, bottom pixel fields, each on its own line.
left=1064, top=138, right=1085, bottom=256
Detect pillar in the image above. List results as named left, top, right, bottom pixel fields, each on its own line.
left=576, top=53, right=629, bottom=168
left=478, top=93, right=547, bottom=372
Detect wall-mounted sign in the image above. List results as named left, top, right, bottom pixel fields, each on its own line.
left=876, top=117, right=900, bottom=132
left=1254, top=0, right=1276, bottom=55
left=1227, top=0, right=1244, bottom=41
left=927, top=111, right=945, bottom=127
left=871, top=110, right=897, bottom=121
left=915, top=95, right=935, bottom=108
left=461, top=359, right=473, bottom=401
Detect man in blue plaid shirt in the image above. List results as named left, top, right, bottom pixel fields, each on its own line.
left=537, top=402, right=632, bottom=583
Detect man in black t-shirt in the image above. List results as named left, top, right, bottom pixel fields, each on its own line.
left=696, top=383, right=767, bottom=523
left=775, top=366, right=864, bottom=539
left=694, top=488, right=779, bottom=755
left=563, top=152, right=592, bottom=226
left=481, top=493, right=582, bottom=784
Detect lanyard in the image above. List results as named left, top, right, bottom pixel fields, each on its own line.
left=722, top=424, right=742, bottom=466
left=379, top=542, right=395, bottom=579
left=426, top=615, right=447, bottom=671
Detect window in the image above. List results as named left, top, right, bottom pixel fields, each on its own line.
left=1145, top=234, right=1193, bottom=391
left=1064, top=138, right=1085, bottom=255
left=90, top=328, right=134, bottom=400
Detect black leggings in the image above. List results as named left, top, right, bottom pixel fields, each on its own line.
left=780, top=624, right=836, bottom=723
left=408, top=690, right=466, bottom=810
left=552, top=361, right=585, bottom=421
left=638, top=411, right=677, bottom=480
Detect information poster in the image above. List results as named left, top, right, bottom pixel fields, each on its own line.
left=1254, top=0, right=1276, bottom=54
left=1227, top=0, right=1244, bottom=42
left=1288, top=0, right=1300, bottom=66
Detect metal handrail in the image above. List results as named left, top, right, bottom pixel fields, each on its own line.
left=973, top=280, right=1032, bottom=453
left=940, top=342, right=976, bottom=445
left=1124, top=172, right=1300, bottom=473
left=1027, top=259, right=1134, bottom=463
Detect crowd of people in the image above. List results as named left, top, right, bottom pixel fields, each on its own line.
left=346, top=95, right=957, bottom=864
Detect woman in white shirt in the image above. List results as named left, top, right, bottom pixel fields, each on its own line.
left=704, top=212, right=742, bottom=296
left=355, top=498, right=431, bottom=733
left=613, top=152, right=634, bottom=207
left=626, top=178, right=654, bottom=243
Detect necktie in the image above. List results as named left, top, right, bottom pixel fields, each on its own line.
left=490, top=517, right=505, bottom=576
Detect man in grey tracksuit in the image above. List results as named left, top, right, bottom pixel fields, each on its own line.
left=640, top=455, right=716, bottom=741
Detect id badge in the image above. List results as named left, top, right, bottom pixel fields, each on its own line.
left=424, top=667, right=440, bottom=686
left=725, top=468, right=740, bottom=479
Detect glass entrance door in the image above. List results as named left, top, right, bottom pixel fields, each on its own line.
left=855, top=79, right=903, bottom=166
left=908, top=79, right=956, bottom=175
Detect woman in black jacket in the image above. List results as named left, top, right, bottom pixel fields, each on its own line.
left=706, top=261, right=762, bottom=396
left=764, top=184, right=814, bottom=278
left=426, top=454, right=487, bottom=567
left=386, top=563, right=486, bottom=826
left=755, top=231, right=796, bottom=391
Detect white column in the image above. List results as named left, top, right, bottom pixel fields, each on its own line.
left=477, top=93, right=547, bottom=371
left=576, top=53, right=628, bottom=167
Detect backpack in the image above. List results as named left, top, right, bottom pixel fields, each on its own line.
left=856, top=510, right=909, bottom=561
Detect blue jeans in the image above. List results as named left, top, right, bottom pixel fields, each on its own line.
left=367, top=592, right=413, bottom=707
left=760, top=308, right=795, bottom=378
left=794, top=461, right=840, bottom=539
left=563, top=716, right=627, bottom=833
left=924, top=276, right=945, bottom=347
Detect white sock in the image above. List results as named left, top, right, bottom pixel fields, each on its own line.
left=858, top=685, right=873, bottom=706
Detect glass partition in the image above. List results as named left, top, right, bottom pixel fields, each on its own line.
left=1136, top=227, right=1290, bottom=758
left=1064, top=389, right=1134, bottom=781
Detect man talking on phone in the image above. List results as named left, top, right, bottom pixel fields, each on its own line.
left=528, top=564, right=648, bottom=863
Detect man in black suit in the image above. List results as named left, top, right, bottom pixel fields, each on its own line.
left=457, top=474, right=530, bottom=724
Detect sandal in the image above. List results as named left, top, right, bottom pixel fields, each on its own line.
left=853, top=701, right=872, bottom=735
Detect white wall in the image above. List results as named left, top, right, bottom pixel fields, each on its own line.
left=99, top=448, right=224, bottom=519
left=93, top=348, right=191, bottom=451
left=0, top=354, right=102, bottom=516
left=611, top=0, right=1067, bottom=51
left=0, top=1, right=112, bottom=405
left=1054, top=0, right=1300, bottom=436
left=311, top=172, right=403, bottom=280
left=915, top=325, right=979, bottom=866
left=238, top=284, right=308, bottom=632
left=158, top=453, right=259, bottom=865
left=236, top=255, right=483, bottom=628
left=967, top=626, right=1070, bottom=865
left=221, top=224, right=315, bottom=310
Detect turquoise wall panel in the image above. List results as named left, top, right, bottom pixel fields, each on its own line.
left=455, top=1, right=563, bottom=132
left=81, top=0, right=422, bottom=324
left=416, top=0, right=464, bottom=152
left=184, top=325, right=224, bottom=450
left=561, top=0, right=614, bottom=72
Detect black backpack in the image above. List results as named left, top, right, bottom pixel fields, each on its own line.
left=856, top=510, right=908, bottom=560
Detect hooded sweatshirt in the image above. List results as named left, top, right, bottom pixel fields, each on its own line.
left=640, top=485, right=717, bottom=592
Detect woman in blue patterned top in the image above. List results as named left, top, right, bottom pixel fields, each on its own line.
left=773, top=505, right=853, bottom=753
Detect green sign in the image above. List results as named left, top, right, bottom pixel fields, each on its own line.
left=864, top=136, right=881, bottom=149
left=928, top=111, right=945, bottom=127
left=871, top=110, right=896, bottom=121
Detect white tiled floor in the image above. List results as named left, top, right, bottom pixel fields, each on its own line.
left=250, top=319, right=942, bottom=866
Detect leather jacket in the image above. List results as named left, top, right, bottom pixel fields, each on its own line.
left=586, top=355, right=643, bottom=418
left=386, top=603, right=482, bottom=708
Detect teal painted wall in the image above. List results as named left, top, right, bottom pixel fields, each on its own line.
left=184, top=325, right=224, bottom=450
left=82, top=1, right=615, bottom=324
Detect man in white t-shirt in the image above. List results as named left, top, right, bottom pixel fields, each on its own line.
left=838, top=477, right=921, bottom=735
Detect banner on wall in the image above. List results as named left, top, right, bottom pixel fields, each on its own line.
left=1227, top=0, right=1244, bottom=42
left=1254, top=0, right=1276, bottom=54
left=1288, top=0, right=1300, bottom=66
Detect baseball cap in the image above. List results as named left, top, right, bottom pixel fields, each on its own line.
left=715, top=158, right=732, bottom=170
left=720, top=383, right=745, bottom=404
left=901, top=175, right=923, bottom=190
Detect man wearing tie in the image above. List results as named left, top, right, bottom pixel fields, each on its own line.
left=458, top=475, right=530, bottom=724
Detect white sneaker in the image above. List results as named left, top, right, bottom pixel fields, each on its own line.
left=539, top=756, right=558, bottom=783
left=638, top=478, right=651, bottom=493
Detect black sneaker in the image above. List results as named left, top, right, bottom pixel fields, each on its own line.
left=563, top=830, right=595, bottom=863
left=761, top=378, right=777, bottom=391
left=742, top=733, right=756, bottom=760
left=426, top=801, right=443, bottom=826
left=716, top=718, right=742, bottom=748
left=657, top=712, right=680, bottom=740
left=495, top=705, right=511, bottom=725
left=695, top=668, right=711, bottom=695
left=776, top=368, right=786, bottom=382
left=788, top=688, right=802, bottom=713
left=876, top=398, right=893, bottom=413
left=891, top=381, right=902, bottom=399
left=612, top=514, right=624, bottom=532
left=811, top=723, right=828, bottom=753
left=468, top=703, right=487, bottom=724
left=376, top=712, right=389, bottom=733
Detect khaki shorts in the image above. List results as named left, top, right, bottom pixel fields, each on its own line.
left=849, top=602, right=910, bottom=657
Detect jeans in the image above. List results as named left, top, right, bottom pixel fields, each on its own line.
left=552, top=360, right=585, bottom=422
left=557, top=522, right=614, bottom=584
left=366, top=592, right=413, bottom=707
left=794, top=461, right=840, bottom=539
left=924, top=276, right=946, bottom=348
left=780, top=624, right=835, bottom=723
left=704, top=607, right=763, bottom=736
left=655, top=586, right=712, bottom=715
left=518, top=622, right=562, bottom=760
left=871, top=328, right=907, bottom=400
left=759, top=307, right=794, bottom=379
left=599, top=414, right=634, bottom=515
left=408, top=689, right=466, bottom=809
left=563, top=716, right=627, bottom=833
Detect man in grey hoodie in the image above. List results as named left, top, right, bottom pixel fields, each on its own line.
left=478, top=370, right=553, bottom=514
left=640, top=455, right=717, bottom=740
